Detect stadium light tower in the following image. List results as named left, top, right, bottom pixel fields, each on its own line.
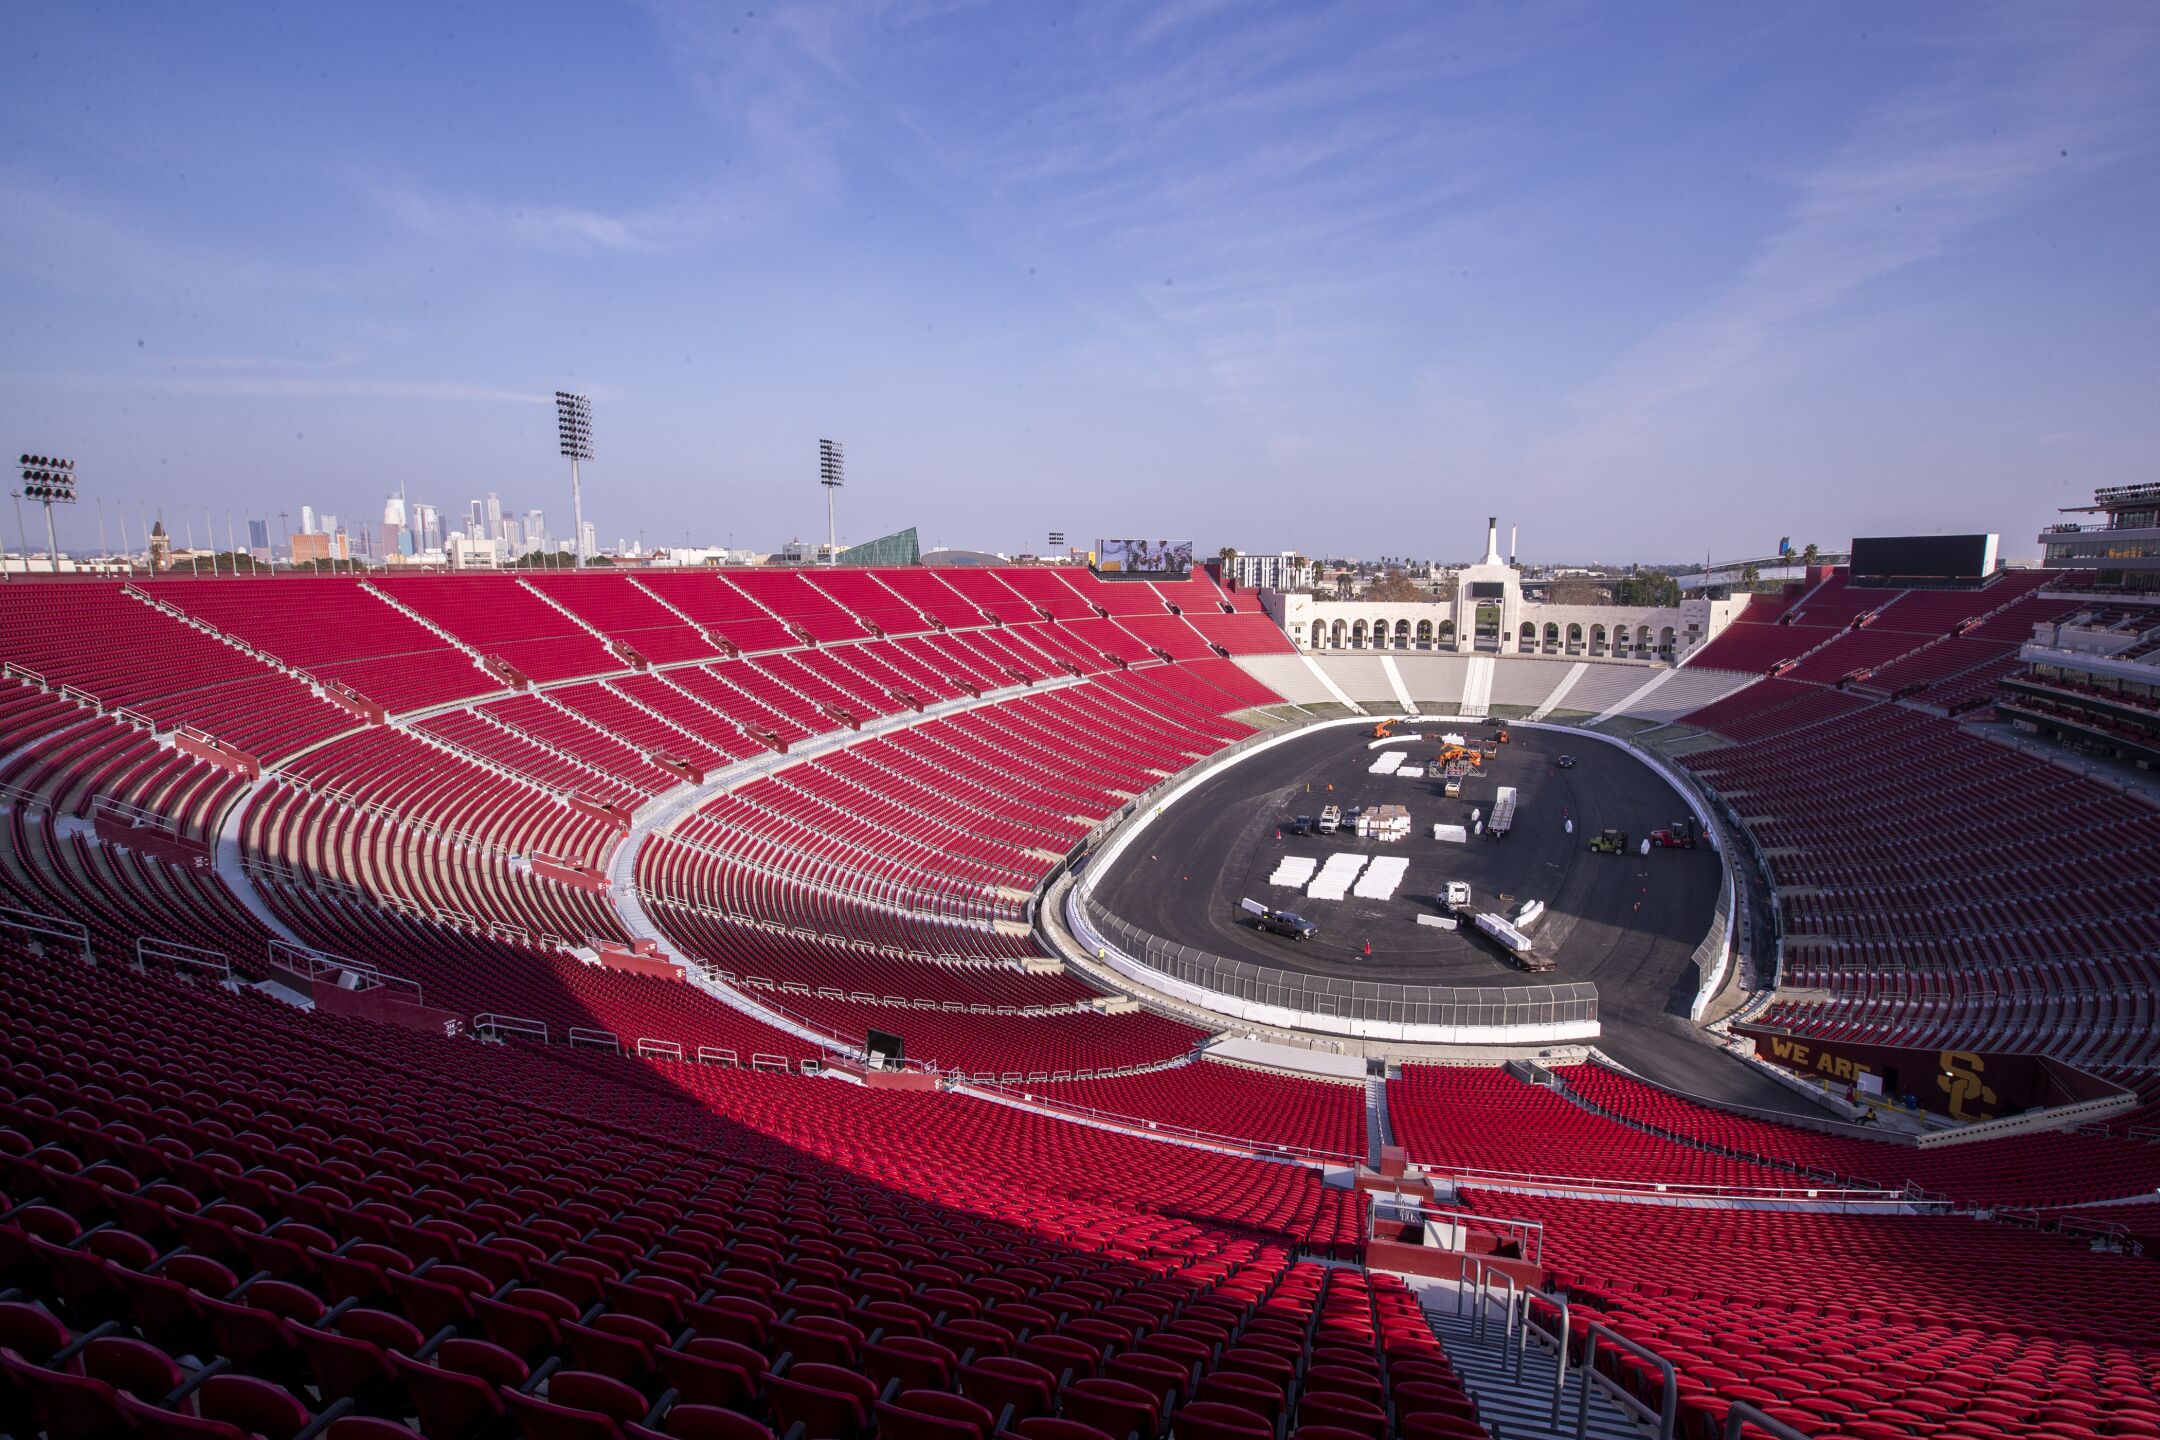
left=555, top=391, right=593, bottom=567
left=818, top=438, right=844, bottom=566
left=18, top=454, right=77, bottom=576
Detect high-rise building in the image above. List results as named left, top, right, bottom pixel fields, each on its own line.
left=412, top=504, right=440, bottom=553
left=485, top=492, right=502, bottom=542
left=299, top=504, right=317, bottom=535
left=1223, top=552, right=1316, bottom=591
left=246, top=519, right=269, bottom=551
left=579, top=521, right=597, bottom=558
left=522, top=510, right=546, bottom=551
left=290, top=531, right=347, bottom=565
left=383, top=493, right=407, bottom=529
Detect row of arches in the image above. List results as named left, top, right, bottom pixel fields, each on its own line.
left=1309, top=617, right=1457, bottom=650
left=1305, top=615, right=1679, bottom=659
left=1517, top=620, right=1677, bottom=660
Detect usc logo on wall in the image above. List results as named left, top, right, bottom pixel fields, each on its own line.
left=1937, top=1050, right=1999, bottom=1122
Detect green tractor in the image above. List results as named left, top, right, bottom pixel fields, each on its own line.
left=1589, top=828, right=1630, bottom=855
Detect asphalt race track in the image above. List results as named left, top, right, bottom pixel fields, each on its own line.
left=1092, top=720, right=1817, bottom=1113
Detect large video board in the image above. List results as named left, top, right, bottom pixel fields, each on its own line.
left=1849, top=534, right=1998, bottom=582
left=1095, top=539, right=1194, bottom=577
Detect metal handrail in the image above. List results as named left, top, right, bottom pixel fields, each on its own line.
left=1428, top=1164, right=1904, bottom=1203
left=1078, top=889, right=1598, bottom=1027
left=1523, top=1289, right=1573, bottom=1426
left=0, top=905, right=92, bottom=963
left=265, top=937, right=425, bottom=1004
left=135, top=936, right=230, bottom=977
left=1578, top=1321, right=1677, bottom=1440
left=472, top=1013, right=549, bottom=1044
left=1379, top=1198, right=1545, bottom=1266
left=1475, top=1258, right=1519, bottom=1353
left=961, top=1076, right=1362, bottom=1166
left=1722, top=1400, right=1812, bottom=1440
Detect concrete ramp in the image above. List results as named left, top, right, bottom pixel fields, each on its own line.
left=1380, top=655, right=1419, bottom=714
left=1233, top=654, right=1338, bottom=706
left=1206, top=1035, right=1369, bottom=1081
left=1300, top=654, right=1365, bottom=712
left=1592, top=666, right=1679, bottom=724
left=1529, top=661, right=1588, bottom=719
left=1457, top=656, right=1496, bottom=717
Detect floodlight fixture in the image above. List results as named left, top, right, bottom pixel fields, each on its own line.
left=555, top=392, right=593, bottom=565
left=18, top=453, right=77, bottom=575
left=819, top=438, right=844, bottom=566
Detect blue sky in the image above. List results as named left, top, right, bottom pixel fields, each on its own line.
left=2, top=1, right=2155, bottom=564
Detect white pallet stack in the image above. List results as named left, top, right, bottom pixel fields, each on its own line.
left=1353, top=856, right=1410, bottom=900
left=1268, top=855, right=1319, bottom=889
left=1306, top=853, right=1369, bottom=902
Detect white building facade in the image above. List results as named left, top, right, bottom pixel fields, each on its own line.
left=1265, top=518, right=1744, bottom=662
left=1223, top=551, right=1316, bottom=591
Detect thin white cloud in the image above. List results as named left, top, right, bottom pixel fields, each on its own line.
left=1544, top=7, right=2160, bottom=470
left=363, top=179, right=773, bottom=257
left=0, top=180, right=357, bottom=304
left=13, top=370, right=548, bottom=405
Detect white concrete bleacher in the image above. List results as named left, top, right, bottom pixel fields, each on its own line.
left=1318, top=654, right=1401, bottom=710
left=1241, top=650, right=1708, bottom=722
left=1231, top=653, right=1342, bottom=707
left=1604, top=665, right=1757, bottom=725
left=1385, top=652, right=1473, bottom=709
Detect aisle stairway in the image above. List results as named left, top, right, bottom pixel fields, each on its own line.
left=1416, top=1280, right=1647, bottom=1440
left=1366, top=1072, right=1391, bottom=1169
left=1460, top=655, right=1496, bottom=717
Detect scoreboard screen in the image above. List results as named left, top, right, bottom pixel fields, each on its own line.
left=1096, top=539, right=1194, bottom=576
left=1850, top=534, right=1998, bottom=582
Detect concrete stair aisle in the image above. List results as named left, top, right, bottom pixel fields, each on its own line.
left=358, top=580, right=494, bottom=669
left=760, top=770, right=1032, bottom=900
left=648, top=668, right=757, bottom=738
left=1529, top=661, right=1590, bottom=720
left=839, top=744, right=1059, bottom=837
left=745, top=654, right=854, bottom=725
left=773, top=763, right=1053, bottom=881
left=522, top=688, right=701, bottom=783
left=468, top=707, right=642, bottom=797
left=399, top=722, right=580, bottom=807
left=516, top=577, right=621, bottom=650
left=804, top=643, right=913, bottom=714
left=1459, top=654, right=1496, bottom=717
left=122, top=586, right=313, bottom=686
left=600, top=677, right=728, bottom=752
left=624, top=574, right=728, bottom=649
left=657, top=815, right=996, bottom=926
left=1365, top=1074, right=1389, bottom=1169
left=1414, top=1279, right=1646, bottom=1440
